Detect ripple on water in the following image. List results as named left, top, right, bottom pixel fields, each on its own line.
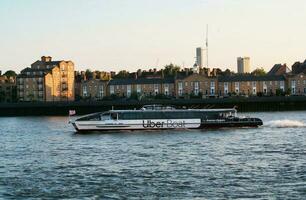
left=0, top=113, right=306, bottom=199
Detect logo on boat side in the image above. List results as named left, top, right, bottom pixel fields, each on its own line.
left=142, top=120, right=186, bottom=128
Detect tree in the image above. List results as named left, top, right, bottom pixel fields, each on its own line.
left=3, top=70, right=17, bottom=77
left=163, top=63, right=181, bottom=76
left=222, top=69, right=235, bottom=76
left=85, top=69, right=93, bottom=80
left=251, top=68, right=266, bottom=76
left=114, top=70, right=130, bottom=78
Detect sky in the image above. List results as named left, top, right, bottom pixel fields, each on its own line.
left=1, top=0, right=306, bottom=73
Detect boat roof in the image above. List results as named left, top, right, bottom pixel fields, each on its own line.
left=108, top=108, right=236, bottom=113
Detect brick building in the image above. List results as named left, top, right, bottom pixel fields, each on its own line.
left=108, top=77, right=175, bottom=98
left=17, top=56, right=75, bottom=101
left=218, top=75, right=286, bottom=96
left=81, top=79, right=108, bottom=100
left=175, top=73, right=217, bottom=98
left=0, top=74, right=16, bottom=102
left=286, top=73, right=306, bottom=95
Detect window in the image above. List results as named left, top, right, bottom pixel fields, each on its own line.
left=178, top=82, right=183, bottom=96
left=127, top=85, right=131, bottom=97
left=194, top=81, right=199, bottom=95
left=83, top=86, right=88, bottom=97
left=137, top=84, right=141, bottom=93
left=99, top=86, right=104, bottom=98
left=252, top=81, right=257, bottom=95
left=291, top=80, right=296, bottom=94
left=110, top=85, right=115, bottom=95
left=210, top=81, right=215, bottom=87
left=164, top=84, right=169, bottom=95
left=263, top=81, right=267, bottom=93
left=224, top=82, right=228, bottom=94
left=185, top=82, right=188, bottom=87
left=235, top=82, right=239, bottom=93
left=210, top=81, right=215, bottom=95
left=154, top=84, right=159, bottom=95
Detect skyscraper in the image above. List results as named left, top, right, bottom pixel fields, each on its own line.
left=196, top=47, right=203, bottom=68
left=237, top=57, right=251, bottom=73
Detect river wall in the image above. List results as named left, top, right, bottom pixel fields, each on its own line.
left=1, top=96, right=306, bottom=116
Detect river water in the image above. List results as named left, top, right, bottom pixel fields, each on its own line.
left=0, top=111, right=306, bottom=199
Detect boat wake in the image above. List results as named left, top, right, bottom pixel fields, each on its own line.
left=265, top=120, right=306, bottom=128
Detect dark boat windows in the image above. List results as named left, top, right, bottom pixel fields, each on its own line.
left=101, top=112, right=118, bottom=120
left=118, top=111, right=203, bottom=120
left=77, top=113, right=101, bottom=121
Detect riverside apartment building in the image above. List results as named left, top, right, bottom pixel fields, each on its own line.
left=17, top=56, right=75, bottom=102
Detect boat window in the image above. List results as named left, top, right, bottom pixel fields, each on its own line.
left=77, top=113, right=101, bottom=121
left=110, top=113, right=118, bottom=120
left=101, top=112, right=111, bottom=120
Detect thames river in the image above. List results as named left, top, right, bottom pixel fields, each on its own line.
left=1, top=111, right=306, bottom=199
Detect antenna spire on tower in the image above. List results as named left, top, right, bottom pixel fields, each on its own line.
left=206, top=24, right=209, bottom=68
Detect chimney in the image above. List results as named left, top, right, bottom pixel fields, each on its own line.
left=41, top=56, right=52, bottom=62
left=185, top=68, right=189, bottom=76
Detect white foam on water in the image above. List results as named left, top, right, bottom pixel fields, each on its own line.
left=265, top=120, right=306, bottom=128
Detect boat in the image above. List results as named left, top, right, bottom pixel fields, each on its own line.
left=71, top=105, right=263, bottom=132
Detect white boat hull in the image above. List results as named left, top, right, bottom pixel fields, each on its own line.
left=73, top=119, right=201, bottom=131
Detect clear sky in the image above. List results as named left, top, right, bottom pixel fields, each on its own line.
left=1, top=0, right=306, bottom=73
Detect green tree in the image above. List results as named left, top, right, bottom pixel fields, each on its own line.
left=3, top=70, right=17, bottom=77
left=114, top=70, right=130, bottom=78
left=251, top=68, right=266, bottom=76
left=163, top=63, right=181, bottom=76
left=85, top=69, right=93, bottom=80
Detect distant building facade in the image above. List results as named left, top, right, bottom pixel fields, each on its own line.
left=175, top=73, right=217, bottom=98
left=17, top=56, right=75, bottom=101
left=108, top=77, right=175, bottom=98
left=286, top=73, right=306, bottom=95
left=218, top=75, right=286, bottom=96
left=0, top=75, right=16, bottom=102
left=81, top=79, right=108, bottom=100
left=237, top=57, right=251, bottom=73
left=196, top=47, right=203, bottom=68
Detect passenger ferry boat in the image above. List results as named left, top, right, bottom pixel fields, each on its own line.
left=71, top=105, right=263, bottom=132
